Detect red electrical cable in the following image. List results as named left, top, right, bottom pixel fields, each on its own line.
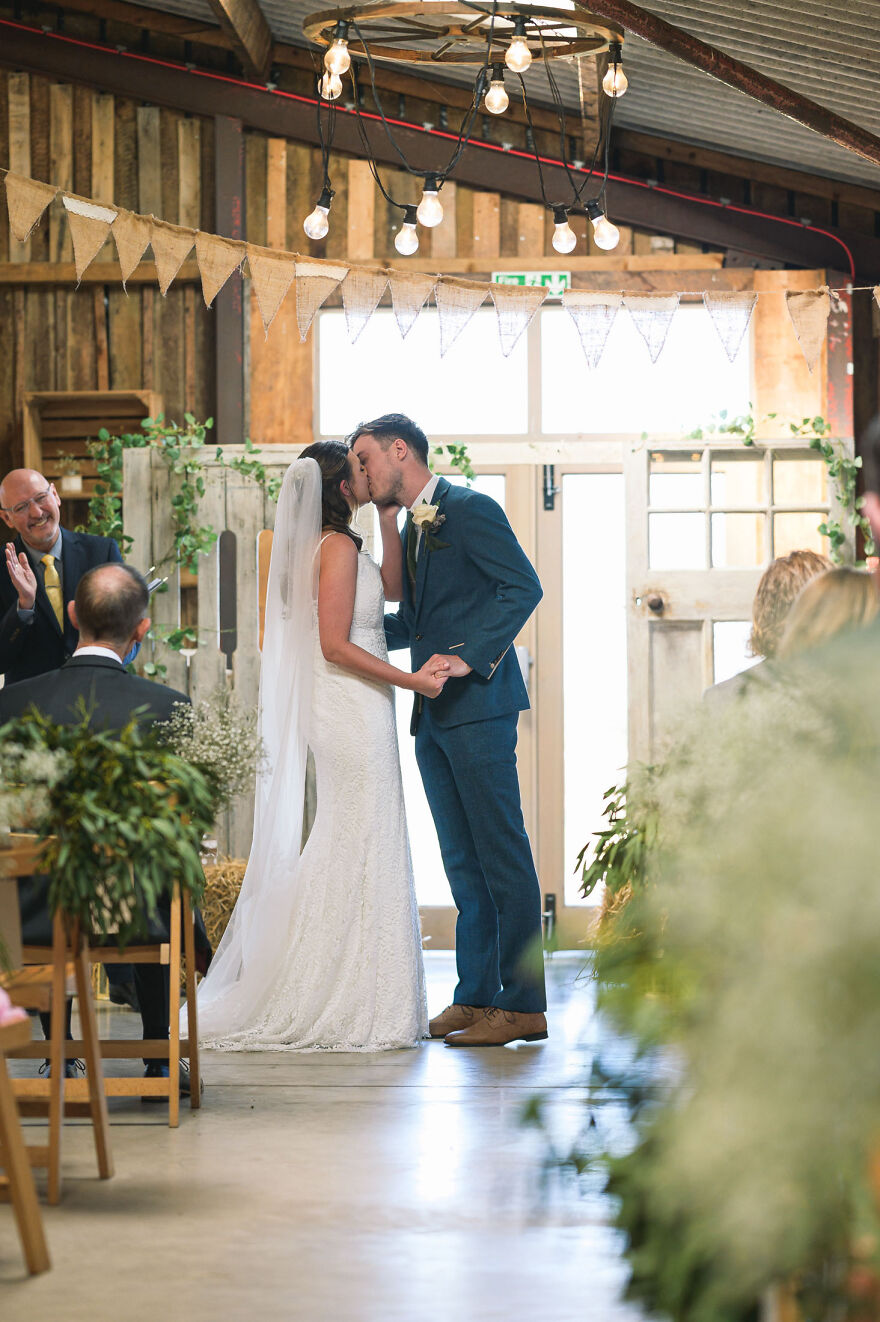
left=0, top=17, right=857, bottom=280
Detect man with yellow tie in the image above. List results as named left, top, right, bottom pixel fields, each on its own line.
left=0, top=467, right=123, bottom=687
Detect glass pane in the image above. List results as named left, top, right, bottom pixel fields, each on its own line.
left=773, top=511, right=828, bottom=559
left=711, top=451, right=765, bottom=507
left=649, top=451, right=702, bottom=508
left=713, top=621, right=761, bottom=685
left=319, top=309, right=528, bottom=436
left=649, top=513, right=706, bottom=570
left=773, top=457, right=828, bottom=506
left=400, top=476, right=507, bottom=907
left=541, top=304, right=751, bottom=434
left=711, top=513, right=765, bottom=568
left=563, top=474, right=627, bottom=906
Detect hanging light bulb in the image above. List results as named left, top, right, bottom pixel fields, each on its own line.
left=505, top=18, right=532, bottom=73
left=416, top=175, right=444, bottom=228
left=551, top=206, right=577, bottom=255
left=484, top=63, right=509, bottom=115
left=586, top=199, right=620, bottom=251
left=602, top=41, right=628, bottom=97
left=394, top=205, right=420, bottom=256
left=319, top=70, right=343, bottom=101
left=324, top=23, right=351, bottom=76
left=303, top=187, right=333, bottom=241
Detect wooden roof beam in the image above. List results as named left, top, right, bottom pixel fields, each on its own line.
left=587, top=0, right=880, bottom=172
left=204, top=0, right=273, bottom=81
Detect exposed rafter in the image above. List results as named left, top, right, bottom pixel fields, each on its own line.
left=204, top=0, right=273, bottom=80
left=587, top=0, right=880, bottom=172
left=2, top=21, right=878, bottom=277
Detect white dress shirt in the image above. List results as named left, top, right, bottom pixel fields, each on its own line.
left=74, top=645, right=124, bottom=664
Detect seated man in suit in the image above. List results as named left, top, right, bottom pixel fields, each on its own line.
left=0, top=562, right=208, bottom=1096
left=1, top=466, right=138, bottom=1008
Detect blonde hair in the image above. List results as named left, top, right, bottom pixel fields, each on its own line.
left=777, top=567, right=879, bottom=660
left=749, top=550, right=832, bottom=659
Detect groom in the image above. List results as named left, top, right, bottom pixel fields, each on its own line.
left=349, top=414, right=547, bottom=1047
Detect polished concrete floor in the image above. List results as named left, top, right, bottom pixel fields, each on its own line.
left=1, top=953, right=649, bottom=1322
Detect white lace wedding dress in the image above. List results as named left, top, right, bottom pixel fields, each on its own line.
left=192, top=460, right=427, bottom=1052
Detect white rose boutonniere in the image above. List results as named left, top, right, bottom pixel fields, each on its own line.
left=411, top=502, right=449, bottom=550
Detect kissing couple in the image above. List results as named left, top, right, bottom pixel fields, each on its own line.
left=190, top=414, right=547, bottom=1051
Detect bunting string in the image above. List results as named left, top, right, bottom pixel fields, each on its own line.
left=2, top=167, right=874, bottom=372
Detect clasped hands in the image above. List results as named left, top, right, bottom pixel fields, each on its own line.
left=413, top=652, right=473, bottom=699
left=5, top=542, right=37, bottom=610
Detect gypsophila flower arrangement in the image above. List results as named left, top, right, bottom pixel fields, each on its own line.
left=161, top=687, right=265, bottom=814
left=0, top=743, right=72, bottom=837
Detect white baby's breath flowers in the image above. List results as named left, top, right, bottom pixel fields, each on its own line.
left=162, top=688, right=266, bottom=812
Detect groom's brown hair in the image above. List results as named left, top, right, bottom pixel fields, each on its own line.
left=347, top=414, right=430, bottom=466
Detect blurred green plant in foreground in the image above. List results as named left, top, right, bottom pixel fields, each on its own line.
left=565, top=630, right=880, bottom=1321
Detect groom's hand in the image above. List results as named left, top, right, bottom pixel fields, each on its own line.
left=428, top=653, right=472, bottom=678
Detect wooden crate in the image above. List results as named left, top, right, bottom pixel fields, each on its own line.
left=21, top=389, right=162, bottom=528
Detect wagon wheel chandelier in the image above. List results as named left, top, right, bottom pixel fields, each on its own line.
left=301, top=0, right=628, bottom=256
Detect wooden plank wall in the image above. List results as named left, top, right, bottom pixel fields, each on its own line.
left=0, top=69, right=216, bottom=476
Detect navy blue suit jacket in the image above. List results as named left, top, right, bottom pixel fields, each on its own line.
left=0, top=528, right=123, bottom=685
left=384, top=477, right=542, bottom=729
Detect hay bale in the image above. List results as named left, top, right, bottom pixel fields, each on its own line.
left=200, top=856, right=246, bottom=950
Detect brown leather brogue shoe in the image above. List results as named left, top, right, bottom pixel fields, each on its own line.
left=428, top=1004, right=484, bottom=1039
left=444, top=1007, right=548, bottom=1047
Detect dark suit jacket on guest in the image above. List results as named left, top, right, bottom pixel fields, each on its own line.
left=0, top=656, right=210, bottom=964
left=0, top=527, right=122, bottom=685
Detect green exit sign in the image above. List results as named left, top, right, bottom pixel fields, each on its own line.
left=491, top=271, right=571, bottom=296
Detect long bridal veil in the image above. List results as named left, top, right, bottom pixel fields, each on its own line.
left=190, top=458, right=322, bottom=1042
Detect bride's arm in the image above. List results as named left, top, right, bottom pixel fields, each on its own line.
left=377, top=504, right=404, bottom=602
left=318, top=533, right=448, bottom=697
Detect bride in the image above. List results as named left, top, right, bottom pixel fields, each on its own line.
left=192, top=442, right=448, bottom=1050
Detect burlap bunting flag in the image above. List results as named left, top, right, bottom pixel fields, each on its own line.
left=341, top=267, right=389, bottom=343
left=785, top=288, right=831, bottom=374
left=386, top=270, right=436, bottom=339
left=196, top=232, right=246, bottom=308
left=294, top=257, right=350, bottom=342
left=5, top=172, right=58, bottom=243
left=702, top=290, right=758, bottom=363
left=150, top=218, right=195, bottom=296
left=489, top=283, right=547, bottom=357
left=623, top=292, right=681, bottom=363
left=113, top=211, right=152, bottom=288
left=63, top=196, right=117, bottom=283
left=247, top=244, right=297, bottom=335
left=435, top=278, right=487, bottom=357
left=874, top=286, right=880, bottom=314
left=562, top=291, right=622, bottom=369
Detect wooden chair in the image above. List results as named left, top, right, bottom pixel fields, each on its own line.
left=0, top=1016, right=50, bottom=1274
left=0, top=842, right=114, bottom=1206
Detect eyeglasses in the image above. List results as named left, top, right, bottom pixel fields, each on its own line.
left=2, top=488, right=54, bottom=517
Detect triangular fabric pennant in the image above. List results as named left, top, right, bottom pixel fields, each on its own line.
left=150, top=218, right=195, bottom=296
left=196, top=232, right=246, bottom=308
left=562, top=291, right=622, bottom=369
left=341, top=267, right=389, bottom=343
left=5, top=172, right=58, bottom=243
left=785, top=288, right=831, bottom=374
left=65, top=209, right=115, bottom=283
left=702, top=290, right=758, bottom=363
left=874, top=286, right=880, bottom=314
left=489, top=283, right=547, bottom=357
left=113, top=210, right=152, bottom=288
left=247, top=244, right=296, bottom=335
left=434, top=278, right=487, bottom=357
left=294, top=257, right=349, bottom=341
left=623, top=292, right=681, bottom=363
left=387, top=269, right=436, bottom=339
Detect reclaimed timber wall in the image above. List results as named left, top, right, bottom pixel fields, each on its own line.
left=0, top=68, right=216, bottom=478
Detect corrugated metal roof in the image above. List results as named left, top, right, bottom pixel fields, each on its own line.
left=131, top=0, right=880, bottom=189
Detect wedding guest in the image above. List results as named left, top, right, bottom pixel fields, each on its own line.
left=777, top=567, right=879, bottom=660
left=703, top=549, right=831, bottom=706
left=0, top=468, right=139, bottom=1009
left=0, top=563, right=207, bottom=1095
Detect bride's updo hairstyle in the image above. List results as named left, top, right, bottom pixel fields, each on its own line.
left=300, top=441, right=363, bottom=550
